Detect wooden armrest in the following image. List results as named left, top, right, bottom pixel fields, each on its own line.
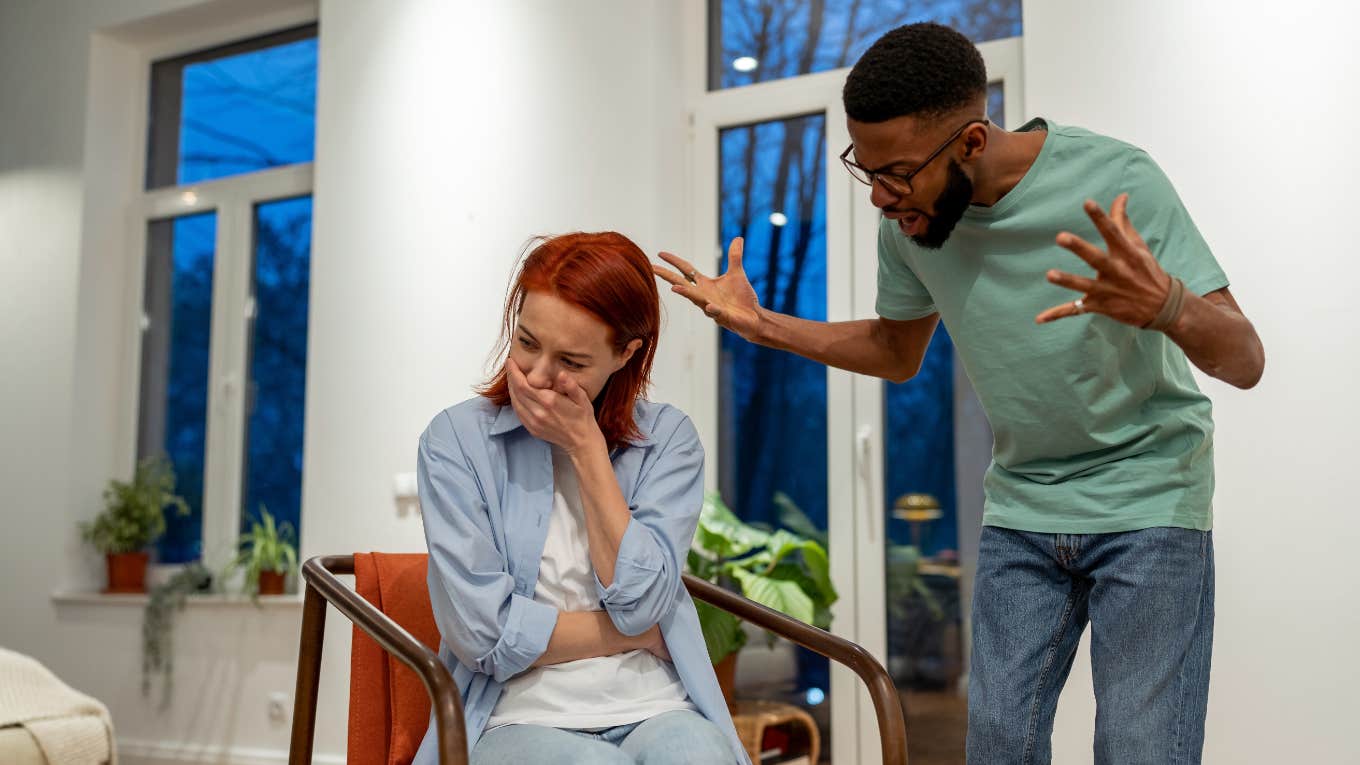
left=683, top=574, right=907, bottom=764
left=288, top=555, right=468, bottom=765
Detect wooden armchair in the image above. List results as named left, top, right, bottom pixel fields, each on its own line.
left=287, top=554, right=907, bottom=764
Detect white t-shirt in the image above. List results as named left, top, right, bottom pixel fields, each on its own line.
left=486, top=446, right=694, bottom=731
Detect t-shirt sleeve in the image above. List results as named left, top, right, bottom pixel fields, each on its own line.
left=1120, top=149, right=1230, bottom=297
left=874, top=217, right=938, bottom=320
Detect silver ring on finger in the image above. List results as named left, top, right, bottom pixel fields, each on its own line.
left=684, top=270, right=698, bottom=285
left=1073, top=298, right=1085, bottom=315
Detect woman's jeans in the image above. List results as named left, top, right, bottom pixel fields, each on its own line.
left=967, top=526, right=1215, bottom=765
left=471, top=709, right=735, bottom=765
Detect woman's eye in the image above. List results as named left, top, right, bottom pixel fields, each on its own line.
left=561, top=358, right=583, bottom=370
left=517, top=337, right=536, bottom=350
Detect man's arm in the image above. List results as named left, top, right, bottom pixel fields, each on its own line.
left=654, top=237, right=938, bottom=383
left=1039, top=195, right=1265, bottom=390
left=754, top=311, right=939, bottom=384
left=1163, top=287, right=1264, bottom=389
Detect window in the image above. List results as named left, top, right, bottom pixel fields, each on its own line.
left=701, top=2, right=1021, bottom=760
left=718, top=113, right=831, bottom=734
left=136, top=24, right=317, bottom=565
left=710, top=0, right=1022, bottom=90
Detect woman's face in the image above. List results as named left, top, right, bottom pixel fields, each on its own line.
left=510, top=291, right=640, bottom=401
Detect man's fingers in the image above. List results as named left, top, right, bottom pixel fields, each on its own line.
left=1046, top=269, right=1097, bottom=294
left=669, top=283, right=711, bottom=309
left=1055, top=231, right=1107, bottom=270
left=726, top=237, right=745, bottom=273
left=1112, top=193, right=1153, bottom=252
left=1112, top=193, right=1130, bottom=231
left=652, top=262, right=688, bottom=287
left=1034, top=299, right=1088, bottom=324
left=657, top=251, right=702, bottom=283
left=1083, top=199, right=1130, bottom=252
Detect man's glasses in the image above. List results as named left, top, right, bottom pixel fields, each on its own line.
left=840, top=118, right=989, bottom=195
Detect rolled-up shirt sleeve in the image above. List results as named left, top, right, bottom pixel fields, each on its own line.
left=594, top=410, right=705, bottom=636
left=419, top=424, right=557, bottom=682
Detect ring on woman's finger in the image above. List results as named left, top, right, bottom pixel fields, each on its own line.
left=1073, top=298, right=1085, bottom=315
left=684, top=270, right=698, bottom=284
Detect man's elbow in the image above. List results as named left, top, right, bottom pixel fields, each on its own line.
left=1235, top=344, right=1266, bottom=390
left=884, top=357, right=923, bottom=384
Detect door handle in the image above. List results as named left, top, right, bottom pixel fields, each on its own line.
left=856, top=425, right=875, bottom=543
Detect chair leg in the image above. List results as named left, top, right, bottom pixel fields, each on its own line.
left=289, top=583, right=328, bottom=765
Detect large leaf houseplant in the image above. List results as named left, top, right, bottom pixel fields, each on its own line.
left=686, top=492, right=837, bottom=708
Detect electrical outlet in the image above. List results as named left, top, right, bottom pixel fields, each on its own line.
left=267, top=691, right=290, bottom=725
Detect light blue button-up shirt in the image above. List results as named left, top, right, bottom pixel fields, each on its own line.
left=411, top=396, right=749, bottom=764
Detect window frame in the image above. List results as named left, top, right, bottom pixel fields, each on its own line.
left=121, top=18, right=317, bottom=573
left=681, top=2, right=1024, bottom=761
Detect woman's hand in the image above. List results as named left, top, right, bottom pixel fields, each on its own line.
left=506, top=357, right=605, bottom=456
left=639, top=624, right=672, bottom=663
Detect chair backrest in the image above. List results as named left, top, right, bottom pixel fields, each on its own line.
left=348, top=552, right=441, bottom=765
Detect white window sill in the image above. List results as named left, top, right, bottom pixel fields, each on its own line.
left=51, top=591, right=303, bottom=608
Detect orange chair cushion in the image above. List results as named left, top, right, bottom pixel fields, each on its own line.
left=348, top=553, right=441, bottom=765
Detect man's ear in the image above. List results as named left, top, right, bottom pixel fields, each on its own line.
left=960, top=121, right=988, bottom=161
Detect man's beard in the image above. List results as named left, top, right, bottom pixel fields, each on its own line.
left=908, top=160, right=973, bottom=250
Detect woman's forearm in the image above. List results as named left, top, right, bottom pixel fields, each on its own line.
left=533, top=610, right=650, bottom=667
left=569, top=437, right=633, bottom=587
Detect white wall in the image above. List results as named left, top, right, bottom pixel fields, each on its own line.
left=9, top=0, right=1352, bottom=761
left=1023, top=1, right=1360, bottom=762
left=0, top=0, right=688, bottom=761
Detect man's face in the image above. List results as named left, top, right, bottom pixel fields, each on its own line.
left=846, top=115, right=979, bottom=249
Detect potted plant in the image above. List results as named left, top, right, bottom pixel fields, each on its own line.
left=229, top=506, right=298, bottom=597
left=686, top=492, right=837, bottom=710
left=79, top=455, right=189, bottom=593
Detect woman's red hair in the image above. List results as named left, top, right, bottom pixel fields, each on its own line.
left=478, top=232, right=660, bottom=450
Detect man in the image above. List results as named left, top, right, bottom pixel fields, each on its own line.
left=655, top=22, right=1263, bottom=765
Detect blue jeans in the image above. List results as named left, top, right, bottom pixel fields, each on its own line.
left=967, top=526, right=1214, bottom=765
left=471, top=709, right=736, bottom=765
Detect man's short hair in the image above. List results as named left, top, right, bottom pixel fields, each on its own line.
left=843, top=22, right=987, bottom=123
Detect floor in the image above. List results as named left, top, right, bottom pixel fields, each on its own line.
left=902, top=689, right=967, bottom=765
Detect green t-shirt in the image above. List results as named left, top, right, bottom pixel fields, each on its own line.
left=876, top=119, right=1229, bottom=533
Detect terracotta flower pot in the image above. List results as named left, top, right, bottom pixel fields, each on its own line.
left=714, top=652, right=739, bottom=713
left=105, top=552, right=150, bottom=594
left=257, top=570, right=286, bottom=596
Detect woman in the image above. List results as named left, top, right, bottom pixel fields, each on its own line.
left=412, top=232, right=748, bottom=765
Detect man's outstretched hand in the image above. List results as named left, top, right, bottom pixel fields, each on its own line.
left=1036, top=194, right=1172, bottom=328
left=654, top=237, right=764, bottom=342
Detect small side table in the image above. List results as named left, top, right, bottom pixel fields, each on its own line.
left=731, top=699, right=820, bottom=764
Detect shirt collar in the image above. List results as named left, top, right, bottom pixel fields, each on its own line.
left=488, top=404, right=656, bottom=447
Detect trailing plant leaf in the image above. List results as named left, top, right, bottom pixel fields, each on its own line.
left=142, top=562, right=212, bottom=709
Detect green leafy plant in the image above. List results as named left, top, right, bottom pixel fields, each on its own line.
left=687, top=492, right=838, bottom=665
left=228, top=506, right=298, bottom=597
left=80, top=455, right=189, bottom=554
left=143, top=561, right=212, bottom=709
left=776, top=490, right=941, bottom=623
